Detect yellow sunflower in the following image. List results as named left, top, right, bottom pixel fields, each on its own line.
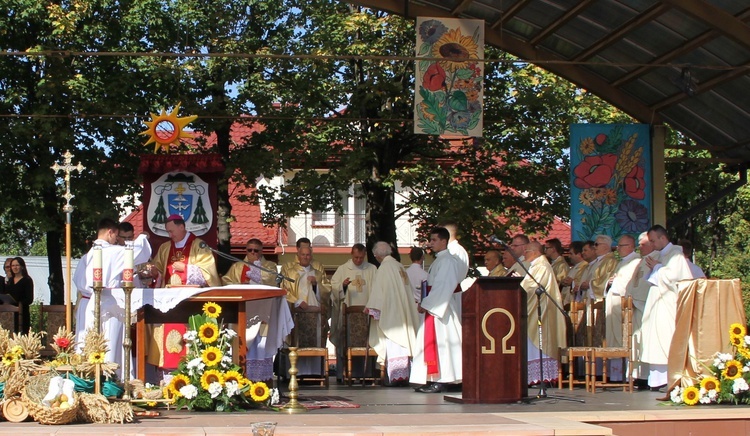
left=682, top=386, right=700, bottom=405
left=2, top=352, right=15, bottom=366
left=730, top=323, right=746, bottom=338
left=224, top=370, right=243, bottom=386
left=731, top=335, right=744, bottom=347
left=249, top=381, right=270, bottom=402
left=723, top=360, right=743, bottom=380
left=88, top=351, right=105, bottom=364
left=200, top=369, right=224, bottom=390
left=431, top=28, right=479, bottom=72
left=198, top=323, right=220, bottom=344
left=11, top=345, right=23, bottom=357
left=203, top=302, right=222, bottom=319
left=168, top=374, right=191, bottom=398
left=700, top=376, right=721, bottom=392
left=201, top=346, right=223, bottom=367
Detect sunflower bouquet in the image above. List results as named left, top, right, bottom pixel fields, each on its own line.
left=671, top=323, right=750, bottom=405
left=166, top=302, right=278, bottom=412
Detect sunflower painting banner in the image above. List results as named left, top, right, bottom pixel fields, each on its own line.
left=414, top=17, right=484, bottom=137
left=570, top=124, right=652, bottom=242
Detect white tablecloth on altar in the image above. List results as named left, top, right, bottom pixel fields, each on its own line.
left=99, top=284, right=293, bottom=359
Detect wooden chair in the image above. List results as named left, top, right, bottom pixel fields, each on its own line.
left=0, top=303, right=22, bottom=333
left=557, top=300, right=593, bottom=391
left=590, top=296, right=634, bottom=393
left=37, top=304, right=67, bottom=357
left=289, top=306, right=329, bottom=388
left=343, top=305, right=381, bottom=386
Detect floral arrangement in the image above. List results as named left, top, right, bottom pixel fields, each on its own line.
left=671, top=323, right=750, bottom=405
left=166, top=302, right=279, bottom=411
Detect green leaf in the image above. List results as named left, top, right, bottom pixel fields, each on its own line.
left=418, top=42, right=432, bottom=56
left=455, top=68, right=474, bottom=80
left=448, top=91, right=468, bottom=112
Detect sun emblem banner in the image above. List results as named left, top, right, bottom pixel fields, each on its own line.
left=415, top=17, right=484, bottom=137
left=148, top=171, right=212, bottom=237
left=570, top=124, right=652, bottom=242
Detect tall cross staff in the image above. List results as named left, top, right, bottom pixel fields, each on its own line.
left=51, top=151, right=85, bottom=332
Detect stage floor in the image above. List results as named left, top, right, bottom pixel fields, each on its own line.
left=3, top=380, right=749, bottom=435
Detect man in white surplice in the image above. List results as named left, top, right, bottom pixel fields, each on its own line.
left=520, top=241, right=566, bottom=385
left=641, top=225, right=693, bottom=389
left=330, top=243, right=377, bottom=382
left=366, top=241, right=420, bottom=384
left=604, top=235, right=640, bottom=381
left=73, top=218, right=152, bottom=378
left=410, top=227, right=463, bottom=393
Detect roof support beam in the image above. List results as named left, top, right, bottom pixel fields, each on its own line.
left=451, top=0, right=475, bottom=16
left=662, top=0, right=750, bottom=50
left=611, top=7, right=750, bottom=87
left=490, top=0, right=532, bottom=29
left=650, top=62, right=750, bottom=112
left=529, top=0, right=594, bottom=47
left=573, top=3, right=671, bottom=62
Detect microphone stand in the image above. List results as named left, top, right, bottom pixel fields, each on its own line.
left=199, top=242, right=294, bottom=286
left=492, top=237, right=584, bottom=404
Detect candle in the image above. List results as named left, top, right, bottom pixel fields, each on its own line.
left=123, top=241, right=134, bottom=284
left=93, top=243, right=103, bottom=287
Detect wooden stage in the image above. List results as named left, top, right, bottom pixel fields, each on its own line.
left=3, top=380, right=749, bottom=435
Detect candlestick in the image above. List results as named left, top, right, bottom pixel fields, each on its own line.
left=123, top=241, right=134, bottom=285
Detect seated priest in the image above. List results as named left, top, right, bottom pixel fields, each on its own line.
left=222, top=238, right=278, bottom=286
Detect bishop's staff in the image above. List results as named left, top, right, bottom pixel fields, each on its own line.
left=51, top=151, right=85, bottom=332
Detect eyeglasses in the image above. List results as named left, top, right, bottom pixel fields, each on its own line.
left=246, top=248, right=261, bottom=253
left=594, top=242, right=608, bottom=247
left=617, top=244, right=632, bottom=247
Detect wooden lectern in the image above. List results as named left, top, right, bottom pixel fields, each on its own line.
left=457, top=276, right=527, bottom=403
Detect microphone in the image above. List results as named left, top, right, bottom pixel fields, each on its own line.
left=199, top=241, right=208, bottom=249
left=489, top=235, right=507, bottom=247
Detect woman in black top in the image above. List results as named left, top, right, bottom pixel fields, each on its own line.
left=6, top=257, right=33, bottom=333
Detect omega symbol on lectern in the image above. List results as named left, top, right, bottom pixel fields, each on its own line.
left=480, top=308, right=516, bottom=354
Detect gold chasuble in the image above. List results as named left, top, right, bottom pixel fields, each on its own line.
left=154, top=235, right=220, bottom=287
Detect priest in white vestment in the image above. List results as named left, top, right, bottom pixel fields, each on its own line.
left=366, top=242, right=420, bottom=383
left=520, top=242, right=566, bottom=385
left=330, top=243, right=377, bottom=381
left=604, top=235, right=640, bottom=381
left=624, top=232, right=655, bottom=384
left=641, top=225, right=693, bottom=389
left=410, top=227, right=463, bottom=393
left=73, top=218, right=152, bottom=378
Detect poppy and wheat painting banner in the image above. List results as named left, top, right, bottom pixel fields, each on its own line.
left=570, top=124, right=652, bottom=242
left=414, top=17, right=484, bottom=137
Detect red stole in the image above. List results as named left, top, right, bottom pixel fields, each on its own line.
left=240, top=265, right=250, bottom=284
left=167, top=234, right=196, bottom=285
left=423, top=285, right=439, bottom=376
